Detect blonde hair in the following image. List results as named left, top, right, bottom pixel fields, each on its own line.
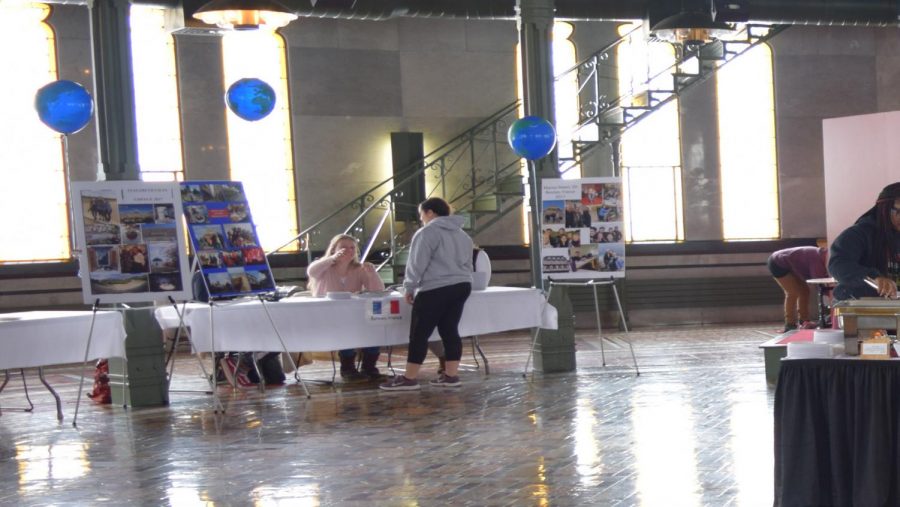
left=308, top=234, right=362, bottom=295
left=324, top=234, right=361, bottom=267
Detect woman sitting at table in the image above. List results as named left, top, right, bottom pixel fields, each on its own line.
left=829, top=182, right=900, bottom=301
left=307, top=234, right=386, bottom=381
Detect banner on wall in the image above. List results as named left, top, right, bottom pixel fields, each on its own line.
left=540, top=177, right=625, bottom=280
left=180, top=181, right=276, bottom=299
left=71, top=181, right=193, bottom=304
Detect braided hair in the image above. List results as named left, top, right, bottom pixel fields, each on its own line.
left=871, top=183, right=900, bottom=274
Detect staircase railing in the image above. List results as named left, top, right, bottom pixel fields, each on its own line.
left=279, top=100, right=523, bottom=269
left=282, top=22, right=788, bottom=281
left=557, top=23, right=787, bottom=175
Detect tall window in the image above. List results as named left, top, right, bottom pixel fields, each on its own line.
left=717, top=43, right=779, bottom=239
left=130, top=5, right=185, bottom=182
left=553, top=22, right=579, bottom=178
left=0, top=3, right=70, bottom=263
left=617, top=23, right=684, bottom=242
left=222, top=31, right=298, bottom=252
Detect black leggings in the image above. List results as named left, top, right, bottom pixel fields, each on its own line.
left=407, top=282, right=472, bottom=364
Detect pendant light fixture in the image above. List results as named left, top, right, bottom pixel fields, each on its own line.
left=650, top=0, right=734, bottom=45
left=192, top=0, right=298, bottom=30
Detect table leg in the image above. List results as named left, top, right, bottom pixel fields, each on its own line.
left=817, top=287, right=829, bottom=328
left=471, top=336, right=489, bottom=375
left=37, top=368, right=62, bottom=422
left=0, top=370, right=37, bottom=415
left=0, top=370, right=7, bottom=416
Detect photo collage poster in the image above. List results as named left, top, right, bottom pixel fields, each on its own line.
left=540, top=177, right=625, bottom=279
left=71, top=181, right=192, bottom=304
left=180, top=181, right=276, bottom=299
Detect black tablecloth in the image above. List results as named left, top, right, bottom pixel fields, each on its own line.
left=774, top=358, right=900, bottom=507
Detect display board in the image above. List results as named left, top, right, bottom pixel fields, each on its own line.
left=71, top=181, right=192, bottom=304
left=540, top=177, right=625, bottom=279
left=180, top=181, right=276, bottom=299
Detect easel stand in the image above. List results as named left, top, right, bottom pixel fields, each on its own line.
left=164, top=296, right=215, bottom=397
left=256, top=295, right=310, bottom=398
left=524, top=279, right=639, bottom=376
left=204, top=295, right=311, bottom=414
left=73, top=298, right=105, bottom=426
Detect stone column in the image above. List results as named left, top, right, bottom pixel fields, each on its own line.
left=89, top=0, right=140, bottom=181
left=89, top=0, right=169, bottom=406
left=517, top=0, right=575, bottom=372
left=533, top=284, right=576, bottom=373
left=516, top=0, right=560, bottom=291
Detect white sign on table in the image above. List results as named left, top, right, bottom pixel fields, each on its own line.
left=364, top=297, right=404, bottom=322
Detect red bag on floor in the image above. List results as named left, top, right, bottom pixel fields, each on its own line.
left=86, top=359, right=111, bottom=404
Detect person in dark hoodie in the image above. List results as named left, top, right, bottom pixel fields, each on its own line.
left=380, top=197, right=473, bottom=391
left=828, top=182, right=900, bottom=300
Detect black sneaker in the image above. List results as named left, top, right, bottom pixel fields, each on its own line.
left=783, top=323, right=798, bottom=333
left=340, top=368, right=368, bottom=382
left=428, top=374, right=461, bottom=388
left=362, top=368, right=387, bottom=381
left=379, top=375, right=421, bottom=391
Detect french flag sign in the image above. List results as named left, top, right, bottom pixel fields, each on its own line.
left=367, top=297, right=403, bottom=322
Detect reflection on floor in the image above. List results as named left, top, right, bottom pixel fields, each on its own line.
left=0, top=324, right=780, bottom=506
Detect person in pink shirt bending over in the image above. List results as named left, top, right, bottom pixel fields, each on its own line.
left=767, top=245, right=829, bottom=332
left=307, top=234, right=386, bottom=380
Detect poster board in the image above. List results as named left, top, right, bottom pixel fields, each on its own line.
left=71, top=181, right=192, bottom=304
left=822, top=111, right=900, bottom=247
left=540, top=177, right=625, bottom=280
left=180, top=181, right=276, bottom=299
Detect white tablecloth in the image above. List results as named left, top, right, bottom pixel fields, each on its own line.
left=0, top=311, right=127, bottom=369
left=153, top=286, right=557, bottom=353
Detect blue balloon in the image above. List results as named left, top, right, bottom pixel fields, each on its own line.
left=34, top=80, right=94, bottom=135
left=225, top=78, right=276, bottom=122
left=507, top=116, right=557, bottom=160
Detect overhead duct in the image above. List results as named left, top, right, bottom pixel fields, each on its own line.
left=279, top=0, right=900, bottom=25
left=172, top=0, right=900, bottom=29
left=718, top=0, right=900, bottom=26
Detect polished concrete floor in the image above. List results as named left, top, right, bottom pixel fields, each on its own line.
left=0, top=323, right=781, bottom=506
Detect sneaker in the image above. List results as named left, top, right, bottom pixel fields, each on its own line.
left=429, top=374, right=461, bottom=388
left=235, top=368, right=255, bottom=388
left=362, top=367, right=387, bottom=381
left=221, top=356, right=255, bottom=388
left=800, top=320, right=819, bottom=330
left=783, top=323, right=797, bottom=333
left=379, top=375, right=421, bottom=391
left=220, top=357, right=237, bottom=387
left=340, top=368, right=369, bottom=382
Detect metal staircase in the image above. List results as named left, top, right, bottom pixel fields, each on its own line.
left=283, top=100, right=525, bottom=281
left=286, top=22, right=787, bottom=282
left=560, top=23, right=787, bottom=176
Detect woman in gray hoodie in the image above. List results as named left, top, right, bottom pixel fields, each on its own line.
left=380, top=197, right=473, bottom=391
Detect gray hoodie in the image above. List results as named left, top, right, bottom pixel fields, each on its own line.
left=403, top=215, right=473, bottom=295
